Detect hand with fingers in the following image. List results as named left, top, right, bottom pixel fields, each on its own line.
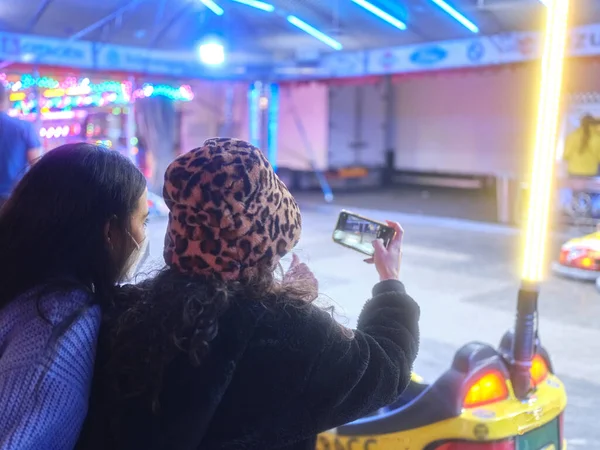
left=284, top=253, right=319, bottom=299
left=364, top=221, right=404, bottom=281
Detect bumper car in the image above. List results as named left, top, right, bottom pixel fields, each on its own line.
left=317, top=328, right=566, bottom=450
left=551, top=228, right=600, bottom=281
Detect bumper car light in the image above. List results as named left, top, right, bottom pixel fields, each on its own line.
left=581, top=257, right=592, bottom=268
left=434, top=440, right=515, bottom=449
left=531, top=354, right=549, bottom=385
left=463, top=371, right=509, bottom=408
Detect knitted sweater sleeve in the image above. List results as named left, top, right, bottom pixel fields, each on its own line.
left=0, top=293, right=101, bottom=450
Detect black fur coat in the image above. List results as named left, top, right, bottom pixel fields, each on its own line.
left=77, top=279, right=419, bottom=450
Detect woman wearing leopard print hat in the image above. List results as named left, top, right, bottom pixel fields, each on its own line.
left=78, top=138, right=420, bottom=450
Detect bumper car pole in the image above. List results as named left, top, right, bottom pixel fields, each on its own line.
left=512, top=282, right=539, bottom=400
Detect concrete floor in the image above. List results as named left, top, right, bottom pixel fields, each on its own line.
left=143, top=194, right=599, bottom=448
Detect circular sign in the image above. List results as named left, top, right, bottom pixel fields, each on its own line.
left=467, top=41, right=485, bottom=62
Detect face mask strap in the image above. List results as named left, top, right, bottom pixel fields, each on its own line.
left=127, top=230, right=142, bottom=250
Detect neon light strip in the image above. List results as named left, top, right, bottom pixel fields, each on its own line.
left=521, top=0, right=570, bottom=282
left=231, top=0, right=274, bottom=12
left=286, top=15, right=343, bottom=50
left=267, top=83, right=279, bottom=170
left=199, top=0, right=224, bottom=15
left=248, top=83, right=261, bottom=147
left=430, top=0, right=479, bottom=33
left=351, top=0, right=407, bottom=30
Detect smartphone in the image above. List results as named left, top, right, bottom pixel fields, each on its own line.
left=332, top=210, right=396, bottom=256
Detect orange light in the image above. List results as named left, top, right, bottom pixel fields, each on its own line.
left=463, top=371, right=509, bottom=408
left=581, top=257, right=592, bottom=268
left=531, top=354, right=549, bottom=385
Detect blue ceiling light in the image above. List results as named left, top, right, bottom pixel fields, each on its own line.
left=231, top=0, right=275, bottom=12
left=286, top=15, right=343, bottom=50
left=350, top=0, right=407, bottom=30
left=199, top=0, right=224, bottom=15
left=429, top=0, right=479, bottom=33
left=198, top=41, right=226, bottom=65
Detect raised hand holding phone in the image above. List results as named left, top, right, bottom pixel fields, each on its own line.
left=364, top=221, right=404, bottom=281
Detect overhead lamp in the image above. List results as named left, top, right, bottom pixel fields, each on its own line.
left=429, top=0, right=479, bottom=33
left=199, top=0, right=224, bottom=15
left=286, top=15, right=343, bottom=51
left=198, top=41, right=226, bottom=65
left=231, top=0, right=274, bottom=12
left=350, top=0, right=407, bottom=30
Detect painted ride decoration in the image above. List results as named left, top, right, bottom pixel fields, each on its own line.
left=317, top=1, right=570, bottom=448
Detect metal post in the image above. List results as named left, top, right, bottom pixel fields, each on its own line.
left=248, top=81, right=261, bottom=148
left=32, top=66, right=44, bottom=152
left=267, top=83, right=279, bottom=171
left=383, top=75, right=395, bottom=187
left=512, top=283, right=538, bottom=400
left=222, top=84, right=234, bottom=137
left=125, top=76, right=137, bottom=162
left=496, top=174, right=511, bottom=224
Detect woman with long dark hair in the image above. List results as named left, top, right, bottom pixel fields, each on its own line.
left=563, top=114, right=600, bottom=177
left=78, top=138, right=420, bottom=450
left=0, top=143, right=148, bottom=449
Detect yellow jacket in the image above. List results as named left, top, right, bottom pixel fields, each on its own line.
left=563, top=127, right=600, bottom=177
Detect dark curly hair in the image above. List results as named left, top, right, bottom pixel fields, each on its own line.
left=99, top=261, right=319, bottom=412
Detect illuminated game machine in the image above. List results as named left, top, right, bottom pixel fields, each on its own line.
left=317, top=1, right=569, bottom=449
left=5, top=74, right=193, bottom=162
left=5, top=74, right=191, bottom=218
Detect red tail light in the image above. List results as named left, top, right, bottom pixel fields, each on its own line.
left=435, top=441, right=514, bottom=450
left=463, top=371, right=509, bottom=408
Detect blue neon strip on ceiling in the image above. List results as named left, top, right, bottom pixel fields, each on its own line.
left=351, top=0, right=407, bottom=30
left=199, top=0, right=224, bottom=15
left=286, top=15, right=343, bottom=50
left=429, top=0, right=479, bottom=33
left=231, top=0, right=274, bottom=12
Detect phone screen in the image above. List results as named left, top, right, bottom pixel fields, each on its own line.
left=332, top=211, right=395, bottom=256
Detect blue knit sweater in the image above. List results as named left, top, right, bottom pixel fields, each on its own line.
left=0, top=287, right=101, bottom=450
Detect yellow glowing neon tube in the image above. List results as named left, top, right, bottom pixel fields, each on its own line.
left=521, top=0, right=570, bottom=283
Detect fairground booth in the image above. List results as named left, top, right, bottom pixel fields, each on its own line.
left=1, top=0, right=600, bottom=225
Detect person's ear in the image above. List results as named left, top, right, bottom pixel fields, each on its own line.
left=104, top=215, right=122, bottom=251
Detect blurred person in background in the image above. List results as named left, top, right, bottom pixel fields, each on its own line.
left=562, top=114, right=600, bottom=177
left=77, top=138, right=420, bottom=450
left=0, top=83, right=41, bottom=208
left=0, top=144, right=148, bottom=449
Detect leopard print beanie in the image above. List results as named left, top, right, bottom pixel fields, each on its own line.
left=163, top=138, right=302, bottom=281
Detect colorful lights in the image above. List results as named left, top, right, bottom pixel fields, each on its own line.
left=521, top=0, right=570, bottom=282
left=40, top=124, right=78, bottom=139
left=199, top=0, right=224, bottom=15
left=286, top=15, right=343, bottom=51
left=4, top=75, right=194, bottom=116
left=351, top=0, right=407, bottom=30
left=231, top=0, right=274, bottom=12
left=429, top=0, right=479, bottom=33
